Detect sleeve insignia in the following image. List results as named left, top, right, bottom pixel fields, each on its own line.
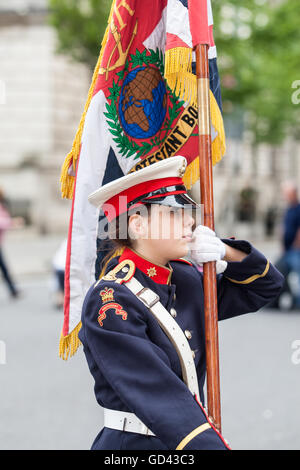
left=100, top=287, right=115, bottom=303
left=98, top=302, right=128, bottom=327
left=98, top=286, right=128, bottom=327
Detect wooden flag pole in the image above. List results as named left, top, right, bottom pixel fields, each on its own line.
left=195, top=43, right=222, bottom=432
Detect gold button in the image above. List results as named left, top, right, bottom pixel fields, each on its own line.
left=185, top=330, right=192, bottom=340
left=192, top=350, right=196, bottom=359
left=170, top=308, right=177, bottom=318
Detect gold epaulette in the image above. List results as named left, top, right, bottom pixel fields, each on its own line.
left=96, top=259, right=136, bottom=286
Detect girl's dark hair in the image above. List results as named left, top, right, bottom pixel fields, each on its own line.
left=98, top=204, right=151, bottom=276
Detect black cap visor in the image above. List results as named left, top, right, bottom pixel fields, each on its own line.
left=127, top=185, right=200, bottom=211
left=141, top=193, right=199, bottom=209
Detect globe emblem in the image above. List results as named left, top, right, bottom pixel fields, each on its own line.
left=118, top=66, right=167, bottom=139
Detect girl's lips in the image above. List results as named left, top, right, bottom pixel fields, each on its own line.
left=182, top=235, right=193, bottom=242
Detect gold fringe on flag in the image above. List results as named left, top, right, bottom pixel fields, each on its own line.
left=60, top=0, right=117, bottom=200
left=59, top=246, right=125, bottom=360
left=210, top=90, right=226, bottom=165
left=59, top=321, right=82, bottom=360
left=164, top=47, right=198, bottom=107
left=165, top=47, right=226, bottom=186
left=183, top=156, right=200, bottom=190
left=182, top=91, right=226, bottom=190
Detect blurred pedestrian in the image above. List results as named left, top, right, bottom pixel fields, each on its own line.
left=237, top=186, right=256, bottom=222
left=0, top=188, right=19, bottom=298
left=264, top=206, right=277, bottom=238
left=52, top=238, right=67, bottom=309
left=273, top=182, right=300, bottom=309
left=281, top=182, right=300, bottom=306
left=281, top=182, right=300, bottom=253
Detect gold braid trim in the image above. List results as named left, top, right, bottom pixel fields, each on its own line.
left=60, top=0, right=117, bottom=199
left=176, top=423, right=211, bottom=450
left=226, top=260, right=270, bottom=285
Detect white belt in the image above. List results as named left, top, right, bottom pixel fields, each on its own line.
left=104, top=408, right=155, bottom=436
left=125, top=277, right=200, bottom=398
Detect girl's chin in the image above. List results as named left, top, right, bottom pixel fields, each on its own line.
left=180, top=237, right=192, bottom=246
left=173, top=240, right=190, bottom=257
left=151, top=238, right=189, bottom=260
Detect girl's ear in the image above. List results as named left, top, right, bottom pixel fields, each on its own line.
left=128, top=213, right=148, bottom=240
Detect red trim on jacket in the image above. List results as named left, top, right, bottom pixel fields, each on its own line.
left=119, top=248, right=172, bottom=285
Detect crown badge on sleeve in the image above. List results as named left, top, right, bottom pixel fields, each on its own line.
left=100, top=287, right=115, bottom=303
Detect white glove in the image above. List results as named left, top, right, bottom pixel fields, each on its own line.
left=215, top=259, right=228, bottom=274
left=189, top=225, right=227, bottom=264
left=193, top=259, right=228, bottom=274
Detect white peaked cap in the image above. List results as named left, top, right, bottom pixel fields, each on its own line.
left=88, top=156, right=188, bottom=209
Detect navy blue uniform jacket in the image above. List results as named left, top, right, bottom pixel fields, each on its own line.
left=79, top=239, right=283, bottom=450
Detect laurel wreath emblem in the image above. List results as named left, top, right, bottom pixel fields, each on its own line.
left=104, top=48, right=184, bottom=160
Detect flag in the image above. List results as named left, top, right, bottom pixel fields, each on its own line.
left=59, top=0, right=225, bottom=359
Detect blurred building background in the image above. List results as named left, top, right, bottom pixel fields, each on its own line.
left=0, top=0, right=90, bottom=233
left=213, top=133, right=300, bottom=239
left=0, top=0, right=299, bottom=240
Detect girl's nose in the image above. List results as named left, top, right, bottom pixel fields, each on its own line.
left=184, top=212, right=194, bottom=227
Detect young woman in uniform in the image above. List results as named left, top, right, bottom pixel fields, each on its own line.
left=79, top=156, right=283, bottom=450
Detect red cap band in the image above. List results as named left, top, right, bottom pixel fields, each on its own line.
left=103, top=177, right=184, bottom=222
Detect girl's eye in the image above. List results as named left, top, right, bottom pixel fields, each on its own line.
left=174, top=209, right=184, bottom=217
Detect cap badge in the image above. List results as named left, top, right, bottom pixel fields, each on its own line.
left=178, top=162, right=186, bottom=178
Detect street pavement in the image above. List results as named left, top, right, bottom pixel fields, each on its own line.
left=0, top=277, right=102, bottom=450
left=219, top=309, right=300, bottom=450
left=0, top=229, right=300, bottom=450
